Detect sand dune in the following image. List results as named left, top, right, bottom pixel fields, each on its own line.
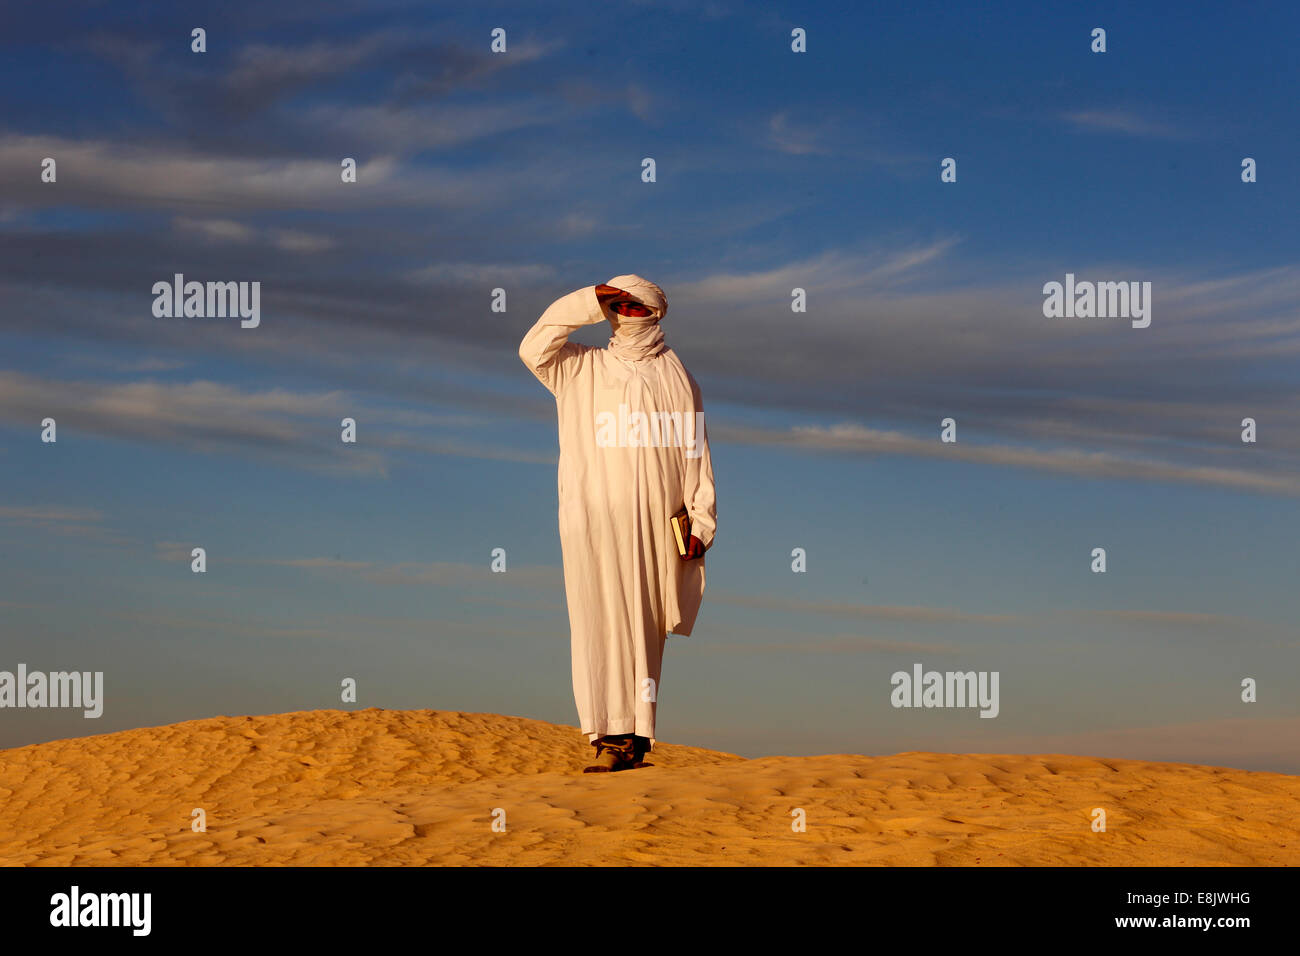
left=1, top=708, right=1296, bottom=865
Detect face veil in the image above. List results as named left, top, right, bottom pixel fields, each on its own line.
left=603, top=273, right=668, bottom=322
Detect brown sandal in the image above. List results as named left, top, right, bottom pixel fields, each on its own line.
left=583, top=735, right=637, bottom=773
left=629, top=735, right=653, bottom=768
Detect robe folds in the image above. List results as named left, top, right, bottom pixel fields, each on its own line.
left=519, top=286, right=717, bottom=747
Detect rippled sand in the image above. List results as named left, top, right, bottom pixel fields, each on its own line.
left=2, top=708, right=1296, bottom=865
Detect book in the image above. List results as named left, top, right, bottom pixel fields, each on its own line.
left=670, top=507, right=691, bottom=557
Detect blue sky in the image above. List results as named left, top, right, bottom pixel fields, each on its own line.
left=2, top=0, right=1298, bottom=771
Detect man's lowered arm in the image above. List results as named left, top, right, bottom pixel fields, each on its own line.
left=681, top=377, right=716, bottom=559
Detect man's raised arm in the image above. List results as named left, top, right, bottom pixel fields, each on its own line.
left=518, top=285, right=613, bottom=395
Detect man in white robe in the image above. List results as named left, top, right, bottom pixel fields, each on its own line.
left=519, top=274, right=717, bottom=772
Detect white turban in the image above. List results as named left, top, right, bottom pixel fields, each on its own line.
left=605, top=273, right=668, bottom=322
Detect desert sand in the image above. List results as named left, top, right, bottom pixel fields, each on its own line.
left=1, top=708, right=1296, bottom=865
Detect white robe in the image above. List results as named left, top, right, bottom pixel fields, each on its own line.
left=519, top=286, right=717, bottom=748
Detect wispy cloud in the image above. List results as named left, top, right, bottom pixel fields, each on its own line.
left=707, top=590, right=1018, bottom=624
left=0, top=371, right=551, bottom=473
left=0, top=136, right=550, bottom=214
left=185, top=554, right=565, bottom=590
left=64, top=354, right=188, bottom=373
left=173, top=217, right=257, bottom=243
left=1061, top=108, right=1184, bottom=138
left=81, top=27, right=559, bottom=126
left=360, top=561, right=562, bottom=590
left=173, top=217, right=336, bottom=253
left=690, top=635, right=965, bottom=656
left=1077, top=609, right=1262, bottom=628
left=0, top=505, right=127, bottom=544
left=405, top=261, right=556, bottom=287
left=0, top=505, right=103, bottom=527
left=766, top=110, right=831, bottom=156
left=270, top=229, right=337, bottom=253
left=241, top=556, right=374, bottom=570
left=218, top=35, right=397, bottom=112
left=153, top=541, right=196, bottom=563
left=0, top=371, right=382, bottom=474
left=299, top=99, right=569, bottom=153
left=715, top=420, right=1300, bottom=497
left=81, top=602, right=340, bottom=642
